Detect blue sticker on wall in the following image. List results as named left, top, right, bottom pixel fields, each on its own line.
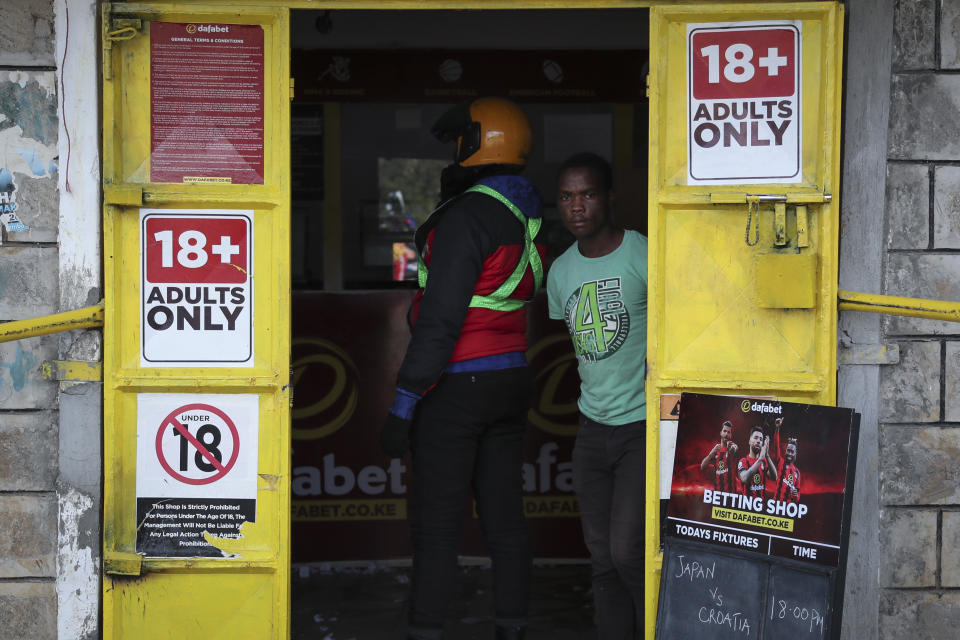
left=0, top=168, right=29, bottom=232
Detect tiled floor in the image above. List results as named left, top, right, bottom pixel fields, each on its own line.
left=291, top=561, right=598, bottom=639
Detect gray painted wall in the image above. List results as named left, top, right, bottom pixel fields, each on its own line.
left=838, top=1, right=893, bottom=638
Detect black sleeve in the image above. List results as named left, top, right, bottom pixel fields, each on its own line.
left=395, top=195, right=501, bottom=395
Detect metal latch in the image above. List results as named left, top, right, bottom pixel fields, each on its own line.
left=102, top=3, right=143, bottom=79
left=709, top=192, right=832, bottom=205
left=107, top=18, right=141, bottom=41
left=712, top=192, right=831, bottom=248
left=796, top=205, right=810, bottom=248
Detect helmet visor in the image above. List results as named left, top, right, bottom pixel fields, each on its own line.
left=431, top=102, right=481, bottom=164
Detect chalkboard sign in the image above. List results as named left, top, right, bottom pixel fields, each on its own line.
left=656, top=394, right=859, bottom=640
left=656, top=541, right=836, bottom=640
left=767, top=564, right=831, bottom=637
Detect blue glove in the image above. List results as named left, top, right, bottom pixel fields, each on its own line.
left=380, top=388, right=421, bottom=457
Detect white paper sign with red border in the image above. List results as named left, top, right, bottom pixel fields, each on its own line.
left=136, top=393, right=259, bottom=500
left=140, top=209, right=254, bottom=367
left=687, top=21, right=801, bottom=185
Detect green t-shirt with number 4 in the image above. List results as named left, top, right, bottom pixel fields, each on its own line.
left=547, top=230, right=647, bottom=425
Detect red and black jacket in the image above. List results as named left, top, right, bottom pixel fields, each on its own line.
left=396, top=174, right=545, bottom=397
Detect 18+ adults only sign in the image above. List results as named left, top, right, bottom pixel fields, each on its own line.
left=687, top=21, right=801, bottom=185
left=141, top=209, right=253, bottom=367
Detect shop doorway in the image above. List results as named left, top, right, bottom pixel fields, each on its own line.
left=286, top=8, right=650, bottom=637
left=100, top=3, right=843, bottom=638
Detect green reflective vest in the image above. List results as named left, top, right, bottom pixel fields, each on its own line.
left=417, top=184, right=543, bottom=311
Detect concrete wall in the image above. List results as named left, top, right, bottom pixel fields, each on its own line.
left=878, top=1, right=960, bottom=638
left=0, top=2, right=62, bottom=638
left=0, top=1, right=101, bottom=639
left=54, top=0, right=102, bottom=638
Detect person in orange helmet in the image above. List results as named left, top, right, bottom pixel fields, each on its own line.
left=380, top=97, right=545, bottom=640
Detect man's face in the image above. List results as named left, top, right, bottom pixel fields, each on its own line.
left=720, top=424, right=732, bottom=444
left=557, top=167, right=612, bottom=240
left=785, top=443, right=797, bottom=463
left=749, top=430, right=764, bottom=455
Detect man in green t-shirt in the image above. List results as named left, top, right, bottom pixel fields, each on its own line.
left=547, top=152, right=648, bottom=639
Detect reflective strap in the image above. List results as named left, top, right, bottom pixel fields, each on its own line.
left=417, top=252, right=428, bottom=289
left=417, top=184, right=543, bottom=312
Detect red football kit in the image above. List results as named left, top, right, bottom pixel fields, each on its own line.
left=738, top=455, right=768, bottom=499
left=708, top=446, right=737, bottom=493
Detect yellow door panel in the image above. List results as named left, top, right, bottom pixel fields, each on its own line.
left=105, top=572, right=279, bottom=639
left=646, top=3, right=843, bottom=638
left=661, top=207, right=818, bottom=377
left=102, top=3, right=290, bottom=639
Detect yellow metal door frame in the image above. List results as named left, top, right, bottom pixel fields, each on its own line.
left=102, top=2, right=291, bottom=638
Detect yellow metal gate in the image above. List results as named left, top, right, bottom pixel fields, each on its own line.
left=101, top=3, right=291, bottom=637
left=645, top=1, right=844, bottom=632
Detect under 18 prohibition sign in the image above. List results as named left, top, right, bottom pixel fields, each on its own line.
left=157, top=403, right=240, bottom=485
left=136, top=393, right=260, bottom=557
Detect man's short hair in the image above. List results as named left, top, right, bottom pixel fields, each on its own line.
left=749, top=425, right=764, bottom=437
left=787, top=437, right=798, bottom=448
left=722, top=420, right=734, bottom=430
left=558, top=152, right=613, bottom=192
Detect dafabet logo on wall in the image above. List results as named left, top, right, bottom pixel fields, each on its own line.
left=291, top=338, right=359, bottom=440
left=526, top=334, right=580, bottom=437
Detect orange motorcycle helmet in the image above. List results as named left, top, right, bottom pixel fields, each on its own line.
left=431, top=97, right=532, bottom=167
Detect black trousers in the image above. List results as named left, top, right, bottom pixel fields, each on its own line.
left=407, top=366, right=533, bottom=636
left=572, top=415, right=646, bottom=640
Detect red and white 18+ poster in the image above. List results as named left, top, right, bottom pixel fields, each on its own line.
left=687, top=21, right=801, bottom=184
left=140, top=210, right=253, bottom=367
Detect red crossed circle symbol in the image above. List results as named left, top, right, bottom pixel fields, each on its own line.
left=156, top=403, right=240, bottom=485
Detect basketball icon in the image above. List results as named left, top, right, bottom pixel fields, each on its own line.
left=439, top=59, right=463, bottom=83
